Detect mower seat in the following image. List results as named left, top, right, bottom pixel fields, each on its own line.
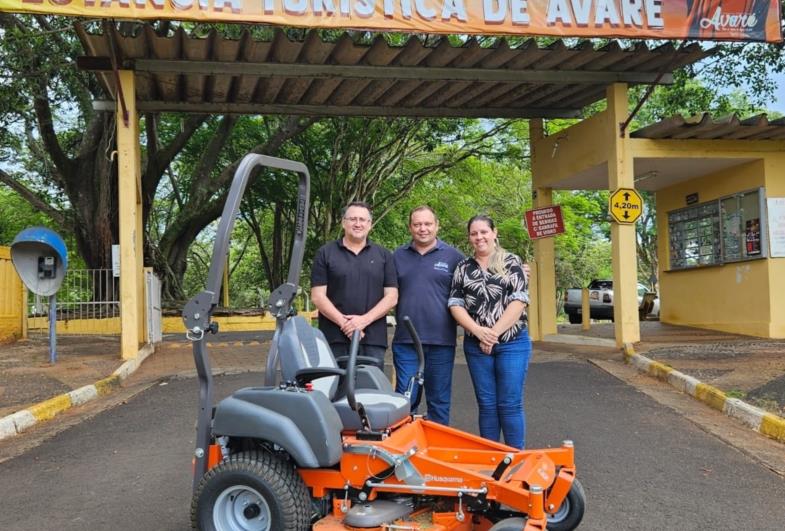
left=332, top=392, right=410, bottom=431
left=277, top=316, right=410, bottom=431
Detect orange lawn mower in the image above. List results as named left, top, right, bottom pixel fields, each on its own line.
left=183, top=155, right=585, bottom=531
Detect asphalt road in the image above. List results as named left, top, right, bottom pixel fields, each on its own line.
left=1, top=359, right=784, bottom=530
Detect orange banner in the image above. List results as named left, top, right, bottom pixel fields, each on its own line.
left=0, top=0, right=781, bottom=42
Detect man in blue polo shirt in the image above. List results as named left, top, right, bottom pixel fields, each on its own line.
left=393, top=206, right=464, bottom=425
left=311, top=201, right=398, bottom=370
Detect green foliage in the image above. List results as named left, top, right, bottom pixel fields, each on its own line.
left=371, top=154, right=532, bottom=260
left=697, top=4, right=785, bottom=111
left=0, top=188, right=50, bottom=245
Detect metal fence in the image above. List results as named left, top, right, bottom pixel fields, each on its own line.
left=28, top=269, right=119, bottom=333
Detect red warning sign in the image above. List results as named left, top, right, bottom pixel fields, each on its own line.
left=524, top=206, right=565, bottom=240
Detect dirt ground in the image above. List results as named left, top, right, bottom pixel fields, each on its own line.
left=558, top=321, right=785, bottom=417
left=0, top=334, right=122, bottom=418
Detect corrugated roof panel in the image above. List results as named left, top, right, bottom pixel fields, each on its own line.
left=211, top=35, right=243, bottom=103
left=632, top=114, right=785, bottom=140
left=504, top=40, right=549, bottom=70
left=277, top=32, right=325, bottom=105
left=556, top=41, right=601, bottom=70
left=75, top=24, right=712, bottom=118
left=448, top=38, right=490, bottom=67
left=530, top=40, right=573, bottom=70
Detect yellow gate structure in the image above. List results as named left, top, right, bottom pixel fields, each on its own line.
left=0, top=246, right=26, bottom=344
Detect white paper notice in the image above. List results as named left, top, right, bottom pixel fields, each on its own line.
left=767, top=198, right=785, bottom=258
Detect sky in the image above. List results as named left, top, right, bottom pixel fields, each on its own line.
left=772, top=73, right=785, bottom=114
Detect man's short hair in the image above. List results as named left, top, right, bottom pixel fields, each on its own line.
left=342, top=201, right=373, bottom=220
left=409, top=205, right=438, bottom=225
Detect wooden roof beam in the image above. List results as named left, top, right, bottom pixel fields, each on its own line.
left=92, top=99, right=580, bottom=118
left=78, top=57, right=674, bottom=85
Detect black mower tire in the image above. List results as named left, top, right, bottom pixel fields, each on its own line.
left=567, top=313, right=581, bottom=324
left=545, top=478, right=586, bottom=531
left=191, top=451, right=311, bottom=531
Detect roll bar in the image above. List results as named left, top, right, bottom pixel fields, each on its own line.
left=183, top=154, right=310, bottom=491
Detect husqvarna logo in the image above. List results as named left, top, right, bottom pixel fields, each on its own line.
left=424, top=474, right=462, bottom=483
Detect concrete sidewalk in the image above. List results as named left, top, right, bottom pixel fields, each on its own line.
left=1, top=322, right=784, bottom=443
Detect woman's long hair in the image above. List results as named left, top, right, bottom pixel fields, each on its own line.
left=467, top=215, right=508, bottom=278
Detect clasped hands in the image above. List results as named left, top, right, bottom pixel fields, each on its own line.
left=474, top=326, right=499, bottom=355
left=340, top=314, right=369, bottom=338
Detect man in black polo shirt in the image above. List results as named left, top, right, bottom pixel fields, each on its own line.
left=311, top=201, right=398, bottom=369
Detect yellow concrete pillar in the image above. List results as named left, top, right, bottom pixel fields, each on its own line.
left=136, top=143, right=145, bottom=345
left=533, top=187, right=557, bottom=338
left=117, top=70, right=144, bottom=360
left=581, top=288, right=590, bottom=331
left=528, top=260, right=540, bottom=340
left=606, top=83, right=640, bottom=346
left=21, top=284, right=28, bottom=339
left=222, top=254, right=230, bottom=308
left=529, top=118, right=558, bottom=339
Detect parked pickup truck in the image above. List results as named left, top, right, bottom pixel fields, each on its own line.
left=563, top=280, right=658, bottom=324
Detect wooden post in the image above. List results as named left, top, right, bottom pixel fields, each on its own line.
left=21, top=284, right=28, bottom=339
left=606, top=83, right=640, bottom=347
left=581, top=288, right=590, bottom=331
left=222, top=254, right=230, bottom=308
left=529, top=118, right=557, bottom=339
left=117, top=70, right=144, bottom=360
left=528, top=260, right=540, bottom=340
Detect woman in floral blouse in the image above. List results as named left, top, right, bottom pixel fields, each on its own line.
left=448, top=215, right=531, bottom=449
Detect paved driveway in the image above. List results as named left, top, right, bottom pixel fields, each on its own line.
left=0, top=359, right=783, bottom=530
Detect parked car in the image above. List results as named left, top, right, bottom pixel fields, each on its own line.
left=564, top=280, right=659, bottom=324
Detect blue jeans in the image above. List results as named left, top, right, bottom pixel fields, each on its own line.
left=392, top=343, right=456, bottom=425
left=463, top=330, right=531, bottom=449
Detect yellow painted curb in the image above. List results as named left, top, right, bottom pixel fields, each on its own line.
left=695, top=383, right=727, bottom=412
left=648, top=361, right=673, bottom=380
left=760, top=413, right=785, bottom=442
left=95, top=375, right=122, bottom=395
left=28, top=394, right=73, bottom=421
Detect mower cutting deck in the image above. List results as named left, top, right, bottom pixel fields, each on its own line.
left=183, top=155, right=585, bottom=531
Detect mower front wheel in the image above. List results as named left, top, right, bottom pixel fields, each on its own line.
left=491, top=478, right=586, bottom=531
left=545, top=478, right=586, bottom=531
left=191, top=451, right=311, bottom=531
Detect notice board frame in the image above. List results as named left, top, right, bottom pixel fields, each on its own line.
left=667, top=187, right=767, bottom=271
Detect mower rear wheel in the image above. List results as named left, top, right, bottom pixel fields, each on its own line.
left=191, top=451, right=310, bottom=531
left=545, top=478, right=586, bottom=531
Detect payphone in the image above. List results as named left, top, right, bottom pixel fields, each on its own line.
left=11, top=227, right=68, bottom=363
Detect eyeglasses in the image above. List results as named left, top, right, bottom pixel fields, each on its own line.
left=344, top=216, right=371, bottom=224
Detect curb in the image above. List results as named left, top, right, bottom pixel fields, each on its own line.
left=541, top=333, right=617, bottom=348
left=0, top=344, right=155, bottom=442
left=622, top=343, right=785, bottom=445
